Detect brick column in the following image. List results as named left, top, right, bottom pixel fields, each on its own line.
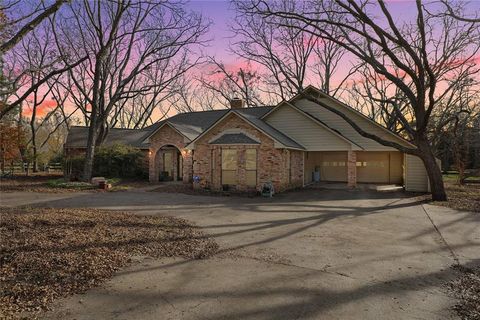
left=182, top=150, right=193, bottom=184
left=172, top=150, right=178, bottom=181
left=347, top=150, right=357, bottom=188
left=149, top=148, right=156, bottom=182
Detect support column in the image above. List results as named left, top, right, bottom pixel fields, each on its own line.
left=149, top=148, right=156, bottom=183
left=347, top=150, right=357, bottom=188
left=172, top=150, right=178, bottom=181
left=182, top=150, right=193, bottom=184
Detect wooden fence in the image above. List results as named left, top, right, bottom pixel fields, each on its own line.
left=1, top=162, right=63, bottom=175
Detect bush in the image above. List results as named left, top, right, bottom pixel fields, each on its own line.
left=66, top=144, right=147, bottom=180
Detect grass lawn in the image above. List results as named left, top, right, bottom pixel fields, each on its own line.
left=0, top=207, right=218, bottom=318
left=442, top=171, right=480, bottom=183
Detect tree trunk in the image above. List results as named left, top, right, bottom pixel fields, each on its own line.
left=417, top=137, right=447, bottom=201
left=82, top=113, right=100, bottom=182
left=32, top=144, right=38, bottom=173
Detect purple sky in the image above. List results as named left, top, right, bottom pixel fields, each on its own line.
left=15, top=0, right=480, bottom=118
left=184, top=0, right=480, bottom=85
left=184, top=0, right=436, bottom=62
left=185, top=0, right=236, bottom=64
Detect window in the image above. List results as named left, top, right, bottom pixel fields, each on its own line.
left=245, top=149, right=257, bottom=187
left=222, top=149, right=237, bottom=185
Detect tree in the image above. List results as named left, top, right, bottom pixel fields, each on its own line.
left=232, top=0, right=350, bottom=99
left=237, top=0, right=480, bottom=200
left=231, top=1, right=316, bottom=100
left=0, top=0, right=86, bottom=119
left=345, top=63, right=412, bottom=135
left=167, top=76, right=218, bottom=113
left=51, top=0, right=209, bottom=181
left=9, top=24, right=59, bottom=172
left=0, top=114, right=25, bottom=172
left=438, top=0, right=480, bottom=23
left=0, top=0, right=66, bottom=54
left=197, top=57, right=266, bottom=108
left=429, top=77, right=480, bottom=182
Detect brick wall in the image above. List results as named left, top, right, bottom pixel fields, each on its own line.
left=289, top=150, right=304, bottom=188
left=192, top=113, right=297, bottom=192
left=148, top=124, right=192, bottom=183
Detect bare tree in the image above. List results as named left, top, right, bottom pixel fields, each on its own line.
left=437, top=0, right=480, bottom=23
left=238, top=0, right=480, bottom=200
left=231, top=1, right=316, bottom=100
left=0, top=0, right=66, bottom=54
left=51, top=0, right=209, bottom=181
left=345, top=63, right=412, bottom=135
left=8, top=23, right=60, bottom=171
left=232, top=0, right=352, bottom=99
left=169, top=76, right=217, bottom=113
left=429, top=77, right=480, bottom=182
left=109, top=51, right=197, bottom=129
left=0, top=0, right=86, bottom=119
left=197, top=57, right=266, bottom=108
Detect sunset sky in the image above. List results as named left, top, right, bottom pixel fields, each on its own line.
left=17, top=0, right=480, bottom=119
left=184, top=0, right=480, bottom=92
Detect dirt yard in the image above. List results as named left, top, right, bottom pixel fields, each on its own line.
left=0, top=174, right=151, bottom=193
left=0, top=207, right=218, bottom=318
left=431, top=182, right=480, bottom=213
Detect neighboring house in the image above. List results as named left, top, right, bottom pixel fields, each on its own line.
left=64, top=86, right=432, bottom=192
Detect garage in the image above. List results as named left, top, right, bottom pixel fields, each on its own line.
left=304, top=151, right=348, bottom=183
left=356, top=151, right=403, bottom=184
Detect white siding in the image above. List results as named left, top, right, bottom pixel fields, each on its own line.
left=265, top=103, right=353, bottom=151
left=405, top=154, right=429, bottom=192
left=293, top=98, right=411, bottom=151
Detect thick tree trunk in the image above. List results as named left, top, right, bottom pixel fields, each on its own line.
left=417, top=137, right=447, bottom=201
left=82, top=114, right=100, bottom=182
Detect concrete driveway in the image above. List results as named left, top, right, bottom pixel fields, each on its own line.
left=2, top=187, right=479, bottom=319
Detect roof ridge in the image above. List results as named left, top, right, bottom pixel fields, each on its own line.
left=171, top=105, right=273, bottom=116
left=69, top=125, right=142, bottom=131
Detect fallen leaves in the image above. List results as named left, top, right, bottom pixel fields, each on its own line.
left=449, top=265, right=480, bottom=320
left=0, top=207, right=218, bottom=318
left=431, top=183, right=480, bottom=213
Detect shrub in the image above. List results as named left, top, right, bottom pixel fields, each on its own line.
left=66, top=144, right=147, bottom=180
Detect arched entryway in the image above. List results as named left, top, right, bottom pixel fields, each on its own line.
left=154, top=145, right=183, bottom=182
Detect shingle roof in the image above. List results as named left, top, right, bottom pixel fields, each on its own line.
left=65, top=126, right=150, bottom=149
left=210, top=133, right=260, bottom=145
left=65, top=106, right=281, bottom=149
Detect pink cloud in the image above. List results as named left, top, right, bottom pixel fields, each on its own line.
left=23, top=99, right=57, bottom=117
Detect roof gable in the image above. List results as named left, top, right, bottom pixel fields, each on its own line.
left=263, top=101, right=363, bottom=151
left=291, top=85, right=415, bottom=150
left=186, top=111, right=304, bottom=150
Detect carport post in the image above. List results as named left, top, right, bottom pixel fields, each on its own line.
left=347, top=151, right=357, bottom=188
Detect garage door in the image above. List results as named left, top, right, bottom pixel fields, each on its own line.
left=356, top=151, right=403, bottom=184
left=319, top=152, right=347, bottom=182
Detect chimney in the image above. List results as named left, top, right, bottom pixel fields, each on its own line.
left=230, top=97, right=245, bottom=109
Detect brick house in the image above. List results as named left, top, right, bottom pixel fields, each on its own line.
left=64, top=86, right=432, bottom=192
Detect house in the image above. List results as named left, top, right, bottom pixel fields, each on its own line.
left=64, top=86, right=432, bottom=193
